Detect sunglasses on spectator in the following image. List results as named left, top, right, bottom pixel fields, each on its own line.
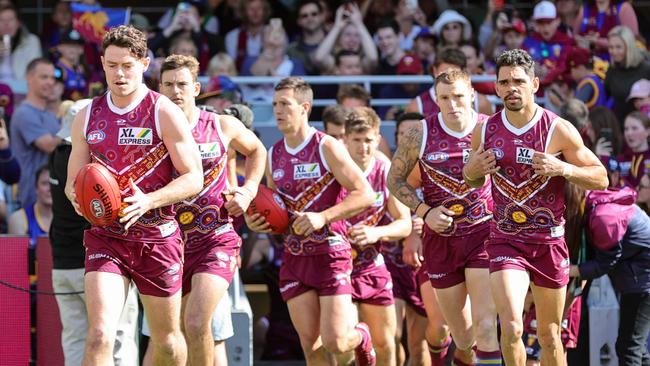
left=300, top=11, right=319, bottom=18
left=444, top=23, right=462, bottom=30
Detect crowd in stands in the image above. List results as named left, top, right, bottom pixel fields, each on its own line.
left=1, top=0, right=650, bottom=363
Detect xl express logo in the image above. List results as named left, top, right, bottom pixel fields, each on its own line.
left=198, top=142, right=221, bottom=159
left=293, top=163, right=321, bottom=180
left=118, top=128, right=152, bottom=145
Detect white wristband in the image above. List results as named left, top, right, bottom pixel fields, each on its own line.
left=562, top=164, right=573, bottom=179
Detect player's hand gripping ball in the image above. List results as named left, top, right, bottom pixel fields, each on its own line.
left=246, top=185, right=289, bottom=234
left=75, top=163, right=122, bottom=227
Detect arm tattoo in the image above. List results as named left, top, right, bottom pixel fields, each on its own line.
left=387, top=123, right=424, bottom=212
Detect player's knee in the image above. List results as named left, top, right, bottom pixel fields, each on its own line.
left=373, top=332, right=395, bottom=352
left=85, top=327, right=114, bottom=352
left=184, top=316, right=210, bottom=341
left=322, top=335, right=349, bottom=354
left=536, top=325, right=561, bottom=350
left=500, top=320, right=524, bottom=343
left=151, top=331, right=185, bottom=357
left=474, top=316, right=497, bottom=344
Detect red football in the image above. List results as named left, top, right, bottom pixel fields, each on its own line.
left=75, top=163, right=121, bottom=227
left=246, top=185, right=289, bottom=234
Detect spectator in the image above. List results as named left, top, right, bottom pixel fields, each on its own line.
left=567, top=46, right=611, bottom=110
left=169, top=35, right=199, bottom=57
left=431, top=9, right=472, bottom=50
left=41, top=1, right=73, bottom=52
left=0, top=3, right=43, bottom=80
left=150, top=1, right=219, bottom=73
left=412, top=28, right=436, bottom=72
left=10, top=58, right=61, bottom=208
left=627, top=79, right=650, bottom=117
left=405, top=47, right=467, bottom=115
left=334, top=50, right=363, bottom=76
left=617, top=111, right=650, bottom=189
left=47, top=65, right=65, bottom=115
left=196, top=75, right=243, bottom=113
left=225, top=0, right=270, bottom=70
left=361, top=0, right=396, bottom=32
left=54, top=30, right=88, bottom=101
left=241, top=19, right=305, bottom=103
left=556, top=0, right=580, bottom=35
left=589, top=105, right=625, bottom=166
left=394, top=0, right=427, bottom=51
left=376, top=19, right=406, bottom=75
left=604, top=26, right=650, bottom=123
left=337, top=84, right=371, bottom=109
left=377, top=54, right=426, bottom=119
left=322, top=104, right=349, bottom=140
left=574, top=0, right=639, bottom=61
left=483, top=14, right=526, bottom=73
left=287, top=0, right=327, bottom=75
left=312, top=2, right=378, bottom=74
left=568, top=185, right=650, bottom=366
left=8, top=165, right=51, bottom=244
left=0, top=81, right=14, bottom=121
left=49, top=98, right=140, bottom=366
left=206, top=52, right=238, bottom=77
left=242, top=19, right=305, bottom=77
left=0, top=115, right=19, bottom=186
left=523, top=1, right=575, bottom=89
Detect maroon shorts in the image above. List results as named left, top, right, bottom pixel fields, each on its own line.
left=183, top=226, right=242, bottom=295
left=279, top=249, right=353, bottom=301
left=84, top=229, right=184, bottom=297
left=351, top=266, right=394, bottom=306
left=486, top=238, right=570, bottom=289
left=385, top=259, right=427, bottom=317
left=523, top=296, right=582, bottom=350
left=423, top=228, right=489, bottom=289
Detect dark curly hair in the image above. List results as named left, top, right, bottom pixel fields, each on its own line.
left=102, top=25, right=148, bottom=59
left=496, top=49, right=535, bottom=79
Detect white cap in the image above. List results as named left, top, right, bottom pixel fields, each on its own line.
left=532, top=1, right=557, bottom=21
left=431, top=10, right=472, bottom=41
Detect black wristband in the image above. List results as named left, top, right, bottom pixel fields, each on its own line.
left=423, top=206, right=434, bottom=221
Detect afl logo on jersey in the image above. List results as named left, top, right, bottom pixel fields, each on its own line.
left=87, top=130, right=105, bottom=144
left=492, top=148, right=504, bottom=160
left=426, top=152, right=449, bottom=163
left=272, top=169, right=284, bottom=181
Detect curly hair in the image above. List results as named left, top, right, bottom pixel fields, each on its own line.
left=495, top=49, right=535, bottom=79
left=102, top=25, right=148, bottom=59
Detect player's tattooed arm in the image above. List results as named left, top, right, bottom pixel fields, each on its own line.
left=387, top=122, right=423, bottom=214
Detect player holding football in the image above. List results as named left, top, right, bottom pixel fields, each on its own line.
left=246, top=77, right=376, bottom=366
left=341, top=107, right=412, bottom=366
left=463, top=49, right=608, bottom=366
left=65, top=26, right=203, bottom=365
left=388, top=70, right=500, bottom=366
left=158, top=54, right=266, bottom=365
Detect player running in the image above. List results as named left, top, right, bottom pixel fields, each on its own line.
left=463, top=49, right=608, bottom=366
left=246, top=77, right=377, bottom=366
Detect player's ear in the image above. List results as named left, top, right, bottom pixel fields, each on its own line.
left=531, top=76, right=540, bottom=94
left=141, top=56, right=151, bottom=71
left=193, top=81, right=201, bottom=97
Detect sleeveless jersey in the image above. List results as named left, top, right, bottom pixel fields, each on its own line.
left=269, top=128, right=347, bottom=256
left=24, top=204, right=47, bottom=248
left=84, top=87, right=178, bottom=242
left=616, top=149, right=650, bottom=189
left=482, top=108, right=566, bottom=244
left=415, top=87, right=440, bottom=117
left=175, top=109, right=231, bottom=252
left=418, top=112, right=492, bottom=237
left=339, top=158, right=389, bottom=275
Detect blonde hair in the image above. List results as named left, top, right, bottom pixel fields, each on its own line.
left=207, top=53, right=238, bottom=77
left=57, top=100, right=74, bottom=119
left=608, top=26, right=645, bottom=69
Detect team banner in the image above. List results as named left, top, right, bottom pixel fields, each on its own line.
left=71, top=3, right=131, bottom=45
